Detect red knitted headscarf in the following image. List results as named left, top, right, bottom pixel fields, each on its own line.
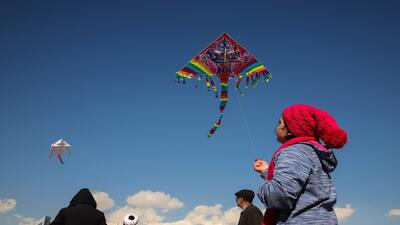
left=282, top=104, right=347, bottom=149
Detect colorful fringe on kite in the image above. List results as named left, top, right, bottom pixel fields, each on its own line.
left=176, top=33, right=271, bottom=137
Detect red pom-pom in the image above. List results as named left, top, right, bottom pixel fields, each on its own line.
left=322, top=128, right=347, bottom=149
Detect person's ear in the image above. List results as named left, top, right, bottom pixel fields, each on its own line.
left=285, top=131, right=293, bottom=140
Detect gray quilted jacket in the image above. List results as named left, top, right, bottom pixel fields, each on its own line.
left=257, top=142, right=338, bottom=225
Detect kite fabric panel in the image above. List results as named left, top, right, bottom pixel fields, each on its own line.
left=176, top=33, right=272, bottom=137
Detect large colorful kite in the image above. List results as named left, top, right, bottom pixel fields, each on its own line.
left=176, top=33, right=271, bottom=137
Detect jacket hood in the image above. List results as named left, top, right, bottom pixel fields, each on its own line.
left=69, top=188, right=97, bottom=208
left=302, top=142, right=338, bottom=173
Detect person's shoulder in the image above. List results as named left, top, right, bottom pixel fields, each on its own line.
left=244, top=205, right=263, bottom=218
left=248, top=204, right=262, bottom=213
left=60, top=205, right=73, bottom=211
left=279, top=143, right=314, bottom=157
left=55, top=206, right=70, bottom=215
left=276, top=143, right=315, bottom=164
left=284, top=142, right=314, bottom=151
left=95, top=208, right=106, bottom=216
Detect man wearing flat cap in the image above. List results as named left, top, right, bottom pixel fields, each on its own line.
left=235, top=189, right=263, bottom=225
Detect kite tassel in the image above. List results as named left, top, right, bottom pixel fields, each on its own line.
left=235, top=74, right=244, bottom=96
left=209, top=78, right=218, bottom=98
left=195, top=76, right=202, bottom=88
left=265, top=73, right=272, bottom=82
left=176, top=76, right=186, bottom=84
left=245, top=73, right=250, bottom=88
left=205, top=78, right=211, bottom=91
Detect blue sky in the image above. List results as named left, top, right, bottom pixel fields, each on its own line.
left=0, top=0, right=399, bottom=224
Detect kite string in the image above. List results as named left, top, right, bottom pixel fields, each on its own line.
left=234, top=89, right=258, bottom=158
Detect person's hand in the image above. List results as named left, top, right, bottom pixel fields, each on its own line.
left=253, top=159, right=269, bottom=173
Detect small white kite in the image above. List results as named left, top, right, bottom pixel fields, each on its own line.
left=49, top=139, right=71, bottom=164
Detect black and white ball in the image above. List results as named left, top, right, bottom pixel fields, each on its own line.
left=123, top=214, right=139, bottom=225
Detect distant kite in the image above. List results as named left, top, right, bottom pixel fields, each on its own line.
left=176, top=33, right=271, bottom=137
left=49, top=139, right=71, bottom=164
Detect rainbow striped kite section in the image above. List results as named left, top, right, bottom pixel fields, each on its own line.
left=177, top=59, right=214, bottom=79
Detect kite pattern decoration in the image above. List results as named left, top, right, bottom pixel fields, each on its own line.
left=49, top=138, right=71, bottom=164
left=176, top=33, right=271, bottom=137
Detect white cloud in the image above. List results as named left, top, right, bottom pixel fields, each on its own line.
left=184, top=204, right=223, bottom=223
left=127, top=191, right=184, bottom=209
left=126, top=204, right=241, bottom=225
left=151, top=205, right=240, bottom=225
left=184, top=205, right=240, bottom=225
left=105, top=190, right=241, bottom=225
left=93, top=191, right=115, bottom=211
left=219, top=207, right=242, bottom=224
left=334, top=204, right=355, bottom=221
left=387, top=208, right=400, bottom=217
left=0, top=198, right=16, bottom=213
left=14, top=214, right=37, bottom=225
left=152, top=221, right=192, bottom=225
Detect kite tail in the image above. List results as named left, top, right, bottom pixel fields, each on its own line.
left=208, top=115, right=223, bottom=137
left=208, top=77, right=229, bottom=137
left=219, top=77, right=228, bottom=113
left=58, top=156, right=64, bottom=165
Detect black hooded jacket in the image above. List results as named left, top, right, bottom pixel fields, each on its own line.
left=50, top=188, right=107, bottom=225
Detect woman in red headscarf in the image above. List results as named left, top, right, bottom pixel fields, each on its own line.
left=253, top=104, right=347, bottom=225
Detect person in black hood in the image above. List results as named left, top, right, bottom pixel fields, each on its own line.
left=50, top=188, right=107, bottom=225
